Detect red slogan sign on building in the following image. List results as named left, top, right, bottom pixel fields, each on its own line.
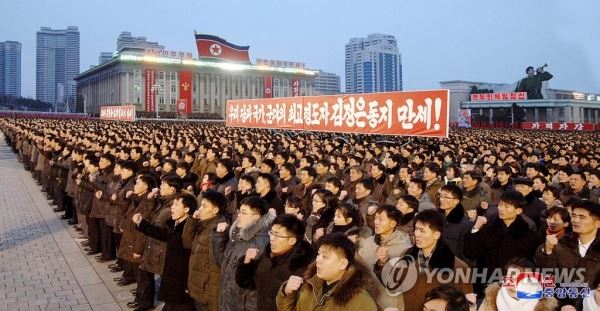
left=470, top=92, right=527, bottom=101
left=145, top=69, right=156, bottom=112
left=226, top=90, right=449, bottom=138
left=100, top=105, right=136, bottom=121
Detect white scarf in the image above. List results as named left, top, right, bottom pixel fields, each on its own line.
left=583, top=290, right=600, bottom=311
left=495, top=286, right=538, bottom=311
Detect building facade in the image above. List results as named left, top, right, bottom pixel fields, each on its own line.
left=440, top=80, right=600, bottom=124
left=0, top=41, right=21, bottom=97
left=117, top=31, right=164, bottom=52
left=345, top=33, right=402, bottom=94
left=315, top=70, right=341, bottom=95
left=75, top=49, right=318, bottom=116
left=36, top=26, right=80, bottom=112
left=98, top=52, right=114, bottom=65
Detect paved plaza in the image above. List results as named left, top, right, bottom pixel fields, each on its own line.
left=0, top=133, right=158, bottom=311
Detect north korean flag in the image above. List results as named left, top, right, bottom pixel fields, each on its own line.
left=195, top=33, right=250, bottom=63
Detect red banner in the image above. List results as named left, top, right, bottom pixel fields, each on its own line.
left=522, top=122, right=595, bottom=131
left=100, top=105, right=136, bottom=121
left=264, top=76, right=273, bottom=98
left=145, top=69, right=155, bottom=112
left=179, top=70, right=192, bottom=114
left=226, top=90, right=449, bottom=138
left=292, top=79, right=300, bottom=97
left=470, top=92, right=527, bottom=101
left=195, top=34, right=250, bottom=63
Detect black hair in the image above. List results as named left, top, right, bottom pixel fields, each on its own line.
left=409, top=178, right=427, bottom=192
left=317, top=232, right=356, bottom=266
left=280, top=162, right=296, bottom=176
left=356, top=178, right=375, bottom=193
left=240, top=196, right=268, bottom=216
left=257, top=172, right=276, bottom=189
left=571, top=200, right=600, bottom=220
left=335, top=203, right=361, bottom=227
left=271, top=214, right=306, bottom=240
left=463, top=170, right=482, bottom=183
left=325, top=176, right=342, bottom=190
left=201, top=189, right=227, bottom=215
left=217, top=158, right=235, bottom=174
left=176, top=192, right=198, bottom=215
left=300, top=166, right=318, bottom=180
left=261, top=159, right=276, bottom=171
left=414, top=209, right=446, bottom=233
left=138, top=174, right=157, bottom=190
left=499, top=190, right=527, bottom=210
left=425, top=162, right=441, bottom=177
left=239, top=174, right=256, bottom=189
left=375, top=204, right=402, bottom=225
left=161, top=175, right=183, bottom=192
left=423, top=284, right=470, bottom=311
left=398, top=194, right=420, bottom=212
left=440, top=184, right=463, bottom=201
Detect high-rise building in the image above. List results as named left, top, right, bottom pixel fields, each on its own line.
left=315, top=70, right=341, bottom=95
left=98, top=52, right=114, bottom=65
left=36, top=26, right=80, bottom=112
left=345, top=33, right=402, bottom=94
left=116, top=31, right=164, bottom=52
left=0, top=40, right=22, bottom=97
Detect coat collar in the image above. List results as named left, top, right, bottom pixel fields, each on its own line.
left=407, top=239, right=455, bottom=270
left=491, top=215, right=530, bottom=238
left=230, top=212, right=270, bottom=241
left=445, top=204, right=466, bottom=224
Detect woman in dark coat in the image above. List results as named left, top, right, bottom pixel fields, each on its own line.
left=133, top=192, right=198, bottom=311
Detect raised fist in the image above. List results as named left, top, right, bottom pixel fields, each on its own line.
left=216, top=222, right=229, bottom=233
left=284, top=275, right=304, bottom=295
left=545, top=234, right=558, bottom=254
left=132, top=213, right=142, bottom=225
left=244, top=248, right=259, bottom=264
left=474, top=216, right=487, bottom=230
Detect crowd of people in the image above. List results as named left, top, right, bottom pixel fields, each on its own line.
left=1, top=117, right=599, bottom=311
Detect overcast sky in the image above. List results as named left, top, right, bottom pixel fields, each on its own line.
left=2, top=0, right=599, bottom=98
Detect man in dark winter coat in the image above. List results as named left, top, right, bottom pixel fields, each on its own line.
left=133, top=193, right=198, bottom=311
left=437, top=185, right=473, bottom=260
left=256, top=173, right=284, bottom=215
left=211, top=196, right=271, bottom=311
left=513, top=177, right=546, bottom=229
left=182, top=190, right=227, bottom=311
left=235, top=214, right=313, bottom=311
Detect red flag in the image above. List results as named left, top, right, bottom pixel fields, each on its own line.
left=195, top=34, right=250, bottom=63
left=264, top=76, right=273, bottom=98
left=179, top=71, right=192, bottom=114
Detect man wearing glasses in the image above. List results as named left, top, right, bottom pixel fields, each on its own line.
left=235, top=214, right=314, bottom=311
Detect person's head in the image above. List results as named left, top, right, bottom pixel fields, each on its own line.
left=438, top=185, right=462, bottom=212
left=99, top=153, right=114, bottom=170
left=374, top=205, right=401, bottom=236
left=134, top=174, right=156, bottom=195
left=86, top=156, right=100, bottom=173
left=311, top=189, right=333, bottom=214
left=238, top=174, right=255, bottom=193
left=315, top=159, right=330, bottom=175
left=284, top=196, right=305, bottom=217
left=333, top=204, right=359, bottom=227
left=370, top=163, right=386, bottom=180
left=546, top=206, right=571, bottom=233
left=160, top=175, right=182, bottom=196
left=216, top=158, right=234, bottom=178
left=130, top=146, right=142, bottom=160
left=241, top=153, right=257, bottom=169
left=446, top=166, right=461, bottom=180
left=542, top=186, right=561, bottom=203
left=423, top=163, right=441, bottom=182
left=269, top=214, right=305, bottom=255
left=120, top=161, right=137, bottom=179
left=407, top=178, right=426, bottom=197
left=355, top=178, right=374, bottom=200
left=502, top=258, right=536, bottom=299
left=170, top=193, right=197, bottom=220
left=569, top=171, right=587, bottom=192
left=414, top=209, right=445, bottom=252
left=324, top=176, right=342, bottom=195
left=206, top=147, right=218, bottom=160
left=422, top=284, right=470, bottom=311
left=524, top=163, right=540, bottom=179
left=279, top=162, right=295, bottom=180
left=396, top=194, right=419, bottom=215
left=531, top=175, right=547, bottom=192
left=513, top=177, right=534, bottom=197
left=498, top=191, right=526, bottom=224
left=162, top=158, right=177, bottom=173
left=237, top=196, right=268, bottom=228
left=557, top=166, right=573, bottom=183
left=315, top=233, right=356, bottom=283
left=299, top=166, right=317, bottom=186
left=175, top=162, right=190, bottom=177
left=496, top=166, right=512, bottom=184
left=349, top=165, right=363, bottom=182
left=256, top=173, right=276, bottom=196
left=198, top=189, right=226, bottom=220
left=570, top=201, right=600, bottom=237
left=461, top=171, right=481, bottom=191
left=526, top=66, right=535, bottom=77
left=260, top=159, right=276, bottom=174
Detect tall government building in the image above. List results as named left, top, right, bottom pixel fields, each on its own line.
left=36, top=26, right=80, bottom=112
left=0, top=41, right=22, bottom=97
left=345, top=33, right=402, bottom=93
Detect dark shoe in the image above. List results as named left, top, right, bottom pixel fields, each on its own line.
left=110, top=267, right=124, bottom=273
left=69, top=220, right=79, bottom=226
left=85, top=250, right=101, bottom=256
left=108, top=263, right=120, bottom=269
left=113, top=277, right=124, bottom=282
left=117, top=279, right=135, bottom=286
left=59, top=215, right=69, bottom=219
left=52, top=208, right=64, bottom=212
left=126, top=301, right=139, bottom=308
left=96, top=257, right=112, bottom=263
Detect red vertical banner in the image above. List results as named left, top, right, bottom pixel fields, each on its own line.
left=264, top=76, right=273, bottom=98
left=179, top=70, right=193, bottom=114
left=292, top=79, right=300, bottom=97
left=145, top=69, right=156, bottom=112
